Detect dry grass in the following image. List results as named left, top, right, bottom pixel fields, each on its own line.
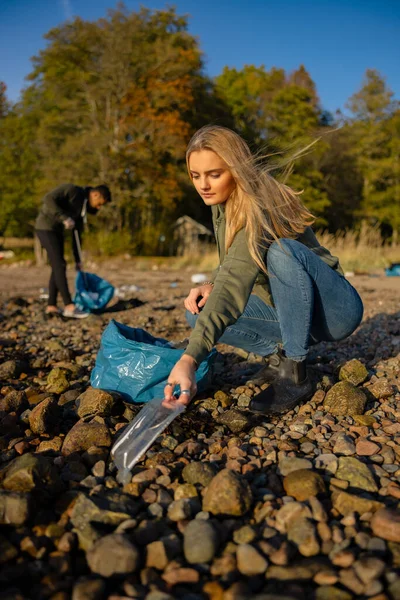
left=167, top=222, right=399, bottom=274
left=317, top=223, right=399, bottom=273
left=2, top=224, right=398, bottom=274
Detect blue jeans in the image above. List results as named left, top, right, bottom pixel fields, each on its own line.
left=186, top=239, right=364, bottom=361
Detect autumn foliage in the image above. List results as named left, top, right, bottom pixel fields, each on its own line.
left=0, top=6, right=398, bottom=251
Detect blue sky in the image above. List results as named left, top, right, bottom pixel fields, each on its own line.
left=0, top=0, right=399, bottom=114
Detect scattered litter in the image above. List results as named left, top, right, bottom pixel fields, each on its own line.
left=344, top=271, right=355, bottom=278
left=112, top=396, right=186, bottom=484
left=191, top=273, right=208, bottom=284
left=385, top=263, right=400, bottom=277
left=115, top=284, right=142, bottom=298
left=0, top=250, right=15, bottom=260
left=39, top=288, right=49, bottom=300
left=170, top=282, right=178, bottom=288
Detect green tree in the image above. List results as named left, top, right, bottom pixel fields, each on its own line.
left=319, top=127, right=364, bottom=231
left=215, top=65, right=331, bottom=220
left=20, top=5, right=222, bottom=253
left=215, top=64, right=285, bottom=144
left=0, top=104, right=40, bottom=237
left=346, top=69, right=400, bottom=235
left=0, top=82, right=7, bottom=118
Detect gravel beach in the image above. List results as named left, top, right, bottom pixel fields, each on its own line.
left=0, top=262, right=399, bottom=600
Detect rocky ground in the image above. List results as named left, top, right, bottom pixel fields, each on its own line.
left=0, top=263, right=399, bottom=600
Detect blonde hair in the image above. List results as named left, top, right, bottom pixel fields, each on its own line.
left=186, top=125, right=315, bottom=273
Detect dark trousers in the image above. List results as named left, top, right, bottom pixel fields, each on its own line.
left=36, top=230, right=72, bottom=306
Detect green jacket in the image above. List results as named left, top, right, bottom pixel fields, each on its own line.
left=185, top=203, right=343, bottom=365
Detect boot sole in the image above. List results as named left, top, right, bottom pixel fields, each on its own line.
left=249, top=386, right=313, bottom=415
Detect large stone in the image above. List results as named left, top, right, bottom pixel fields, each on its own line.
left=46, top=367, right=71, bottom=394
left=76, top=387, right=115, bottom=418
left=324, top=382, right=367, bottom=416
left=0, top=453, right=61, bottom=498
left=287, top=517, right=320, bottom=556
left=278, top=457, right=312, bottom=476
left=29, top=396, right=61, bottom=434
left=371, top=508, right=400, bottom=542
left=335, top=456, right=378, bottom=492
left=0, top=359, right=26, bottom=380
left=236, top=544, right=268, bottom=575
left=62, top=419, right=112, bottom=455
left=202, top=469, right=253, bottom=516
left=332, top=491, right=383, bottom=516
left=217, top=409, right=252, bottom=433
left=70, top=492, right=139, bottom=551
left=182, top=462, right=216, bottom=487
left=0, top=390, right=28, bottom=414
left=86, top=533, right=139, bottom=576
left=339, top=359, right=368, bottom=386
left=283, top=469, right=326, bottom=501
left=0, top=490, right=31, bottom=525
left=183, top=519, right=218, bottom=564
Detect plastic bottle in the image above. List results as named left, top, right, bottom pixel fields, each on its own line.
left=111, top=396, right=185, bottom=484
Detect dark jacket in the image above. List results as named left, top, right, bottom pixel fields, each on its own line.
left=35, top=184, right=88, bottom=262
left=184, top=203, right=344, bottom=365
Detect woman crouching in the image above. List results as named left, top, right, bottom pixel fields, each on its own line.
left=164, top=125, right=364, bottom=415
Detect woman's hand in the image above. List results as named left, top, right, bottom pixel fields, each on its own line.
left=163, top=354, right=197, bottom=407
left=184, top=284, right=213, bottom=314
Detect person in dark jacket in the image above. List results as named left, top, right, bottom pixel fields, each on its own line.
left=163, top=125, right=363, bottom=415
left=35, top=183, right=111, bottom=318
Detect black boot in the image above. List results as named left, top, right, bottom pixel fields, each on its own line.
left=248, top=348, right=284, bottom=385
left=249, top=355, right=312, bottom=415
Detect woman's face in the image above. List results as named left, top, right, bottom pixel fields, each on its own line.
left=188, top=150, right=236, bottom=206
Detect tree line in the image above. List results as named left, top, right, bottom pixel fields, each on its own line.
left=0, top=5, right=399, bottom=254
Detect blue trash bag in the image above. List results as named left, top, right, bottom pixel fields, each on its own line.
left=385, top=263, right=400, bottom=277
left=90, top=319, right=216, bottom=403
left=74, top=271, right=114, bottom=312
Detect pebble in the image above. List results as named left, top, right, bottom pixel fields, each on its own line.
left=332, top=433, right=356, bottom=456
left=371, top=508, right=400, bottom=542
left=183, top=519, right=218, bottom=563
left=236, top=543, right=268, bottom=575
left=202, top=469, right=253, bottom=516
left=277, top=457, right=313, bottom=476
left=283, top=469, right=326, bottom=501
left=86, top=534, right=139, bottom=576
